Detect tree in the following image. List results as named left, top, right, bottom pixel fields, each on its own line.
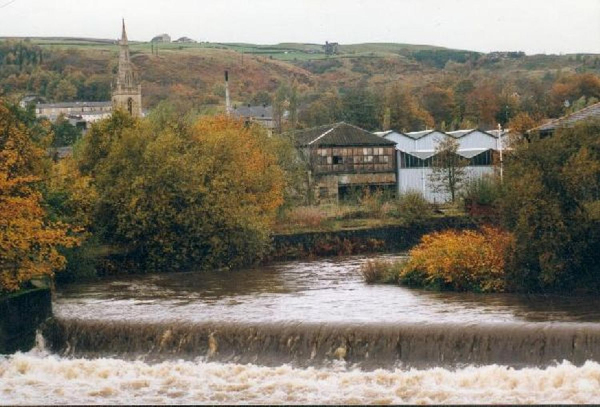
left=53, top=78, right=77, bottom=101
left=51, top=114, right=81, bottom=147
left=428, top=137, right=468, bottom=203
left=87, top=115, right=286, bottom=271
left=421, top=85, right=455, bottom=127
left=77, top=109, right=137, bottom=176
left=341, top=87, right=380, bottom=130
left=500, top=119, right=600, bottom=292
left=382, top=83, right=433, bottom=132
left=0, top=101, right=77, bottom=292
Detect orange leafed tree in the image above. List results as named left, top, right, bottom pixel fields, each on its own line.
left=0, top=101, right=77, bottom=292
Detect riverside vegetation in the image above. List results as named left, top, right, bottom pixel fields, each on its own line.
left=2, top=95, right=600, bottom=295
left=361, top=120, right=600, bottom=293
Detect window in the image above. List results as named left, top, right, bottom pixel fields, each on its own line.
left=469, top=150, right=492, bottom=166
left=127, top=98, right=133, bottom=115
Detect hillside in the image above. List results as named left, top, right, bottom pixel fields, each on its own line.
left=2, top=37, right=600, bottom=129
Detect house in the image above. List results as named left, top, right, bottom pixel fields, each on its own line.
left=380, top=128, right=505, bottom=202
left=293, top=122, right=397, bottom=202
left=232, top=104, right=277, bottom=130
left=35, top=101, right=113, bottom=120
left=530, top=102, right=600, bottom=137
left=323, top=41, right=339, bottom=55
left=174, top=37, right=196, bottom=43
left=151, top=33, right=171, bottom=43
left=19, top=95, right=46, bottom=109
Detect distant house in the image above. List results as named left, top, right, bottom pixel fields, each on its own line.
left=379, top=129, right=507, bottom=202
left=232, top=104, right=277, bottom=130
left=293, top=122, right=397, bottom=202
left=151, top=33, right=171, bottom=43
left=35, top=101, right=113, bottom=130
left=323, top=41, right=339, bottom=55
left=174, top=37, right=196, bottom=43
left=19, top=95, right=46, bottom=109
left=530, top=102, right=600, bottom=137
left=35, top=101, right=113, bottom=119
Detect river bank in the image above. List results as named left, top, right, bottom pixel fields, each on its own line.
left=0, top=288, right=52, bottom=354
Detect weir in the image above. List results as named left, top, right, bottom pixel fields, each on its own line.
left=45, top=318, right=600, bottom=369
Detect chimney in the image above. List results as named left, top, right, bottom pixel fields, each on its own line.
left=224, top=70, right=231, bottom=115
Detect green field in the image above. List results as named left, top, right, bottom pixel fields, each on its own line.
left=0, top=37, right=460, bottom=62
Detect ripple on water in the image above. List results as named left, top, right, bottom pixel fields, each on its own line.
left=54, top=255, right=600, bottom=324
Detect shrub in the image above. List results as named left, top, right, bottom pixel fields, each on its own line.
left=398, top=227, right=514, bottom=292
left=359, top=259, right=403, bottom=284
left=461, top=176, right=503, bottom=206
left=284, top=206, right=327, bottom=228
left=392, top=190, right=431, bottom=222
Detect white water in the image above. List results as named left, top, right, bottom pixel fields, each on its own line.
left=2, top=350, right=600, bottom=405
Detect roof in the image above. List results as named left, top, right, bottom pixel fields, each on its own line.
left=37, top=101, right=112, bottom=109
left=373, top=130, right=394, bottom=137
left=292, top=122, right=397, bottom=147
left=232, top=105, right=273, bottom=120
left=446, top=129, right=475, bottom=138
left=404, top=130, right=436, bottom=140
left=403, top=148, right=492, bottom=160
left=533, top=102, right=600, bottom=133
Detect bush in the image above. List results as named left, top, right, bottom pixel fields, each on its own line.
left=359, top=259, right=403, bottom=284
left=461, top=176, right=503, bottom=206
left=392, top=191, right=431, bottom=222
left=359, top=188, right=395, bottom=219
left=398, top=227, right=514, bottom=292
left=284, top=206, right=327, bottom=228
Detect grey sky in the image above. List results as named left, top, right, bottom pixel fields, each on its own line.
left=2, top=0, right=599, bottom=54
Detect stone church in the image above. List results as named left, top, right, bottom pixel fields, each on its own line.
left=112, top=20, right=142, bottom=117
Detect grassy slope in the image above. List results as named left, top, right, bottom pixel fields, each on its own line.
left=2, top=37, right=595, bottom=109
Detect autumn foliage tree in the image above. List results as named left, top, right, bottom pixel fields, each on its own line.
left=83, top=114, right=286, bottom=271
left=428, top=137, right=469, bottom=203
left=0, top=101, right=77, bottom=292
left=500, top=119, right=600, bottom=292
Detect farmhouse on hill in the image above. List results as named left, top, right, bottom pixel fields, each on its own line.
left=293, top=122, right=397, bottom=203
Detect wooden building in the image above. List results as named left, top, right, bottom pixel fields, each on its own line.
left=293, top=122, right=397, bottom=202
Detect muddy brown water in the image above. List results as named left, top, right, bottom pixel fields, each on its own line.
left=5, top=255, right=600, bottom=404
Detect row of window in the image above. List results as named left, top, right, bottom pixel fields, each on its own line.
left=315, top=155, right=391, bottom=165
left=316, top=147, right=394, bottom=157
left=315, top=163, right=395, bottom=173
left=399, top=150, right=494, bottom=168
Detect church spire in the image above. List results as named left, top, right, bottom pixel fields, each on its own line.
left=112, top=20, right=142, bottom=117
left=116, top=19, right=135, bottom=90
left=121, top=18, right=128, bottom=44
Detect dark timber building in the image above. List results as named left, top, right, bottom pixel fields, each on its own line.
left=293, top=122, right=397, bottom=202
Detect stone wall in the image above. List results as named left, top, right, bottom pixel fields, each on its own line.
left=271, top=216, right=475, bottom=260
left=0, top=288, right=52, bottom=354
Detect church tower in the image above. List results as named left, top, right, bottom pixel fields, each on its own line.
left=112, top=20, right=142, bottom=117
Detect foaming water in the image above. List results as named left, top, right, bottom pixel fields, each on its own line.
left=32, top=255, right=600, bottom=404
left=2, top=352, right=600, bottom=405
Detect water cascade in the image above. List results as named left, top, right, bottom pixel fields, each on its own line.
left=46, top=318, right=600, bottom=368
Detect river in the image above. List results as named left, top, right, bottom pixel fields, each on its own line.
left=3, top=255, right=600, bottom=404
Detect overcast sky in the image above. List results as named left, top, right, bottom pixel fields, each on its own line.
left=1, top=0, right=599, bottom=54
